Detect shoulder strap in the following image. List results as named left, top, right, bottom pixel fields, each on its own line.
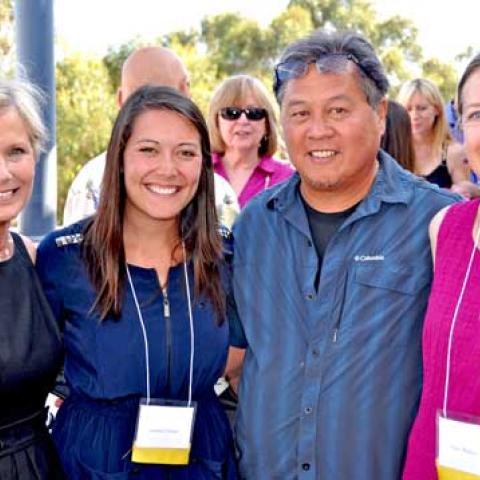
left=441, top=143, right=448, bottom=165
left=10, top=231, right=34, bottom=266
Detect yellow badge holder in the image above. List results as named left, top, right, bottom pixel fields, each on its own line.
left=132, top=398, right=197, bottom=465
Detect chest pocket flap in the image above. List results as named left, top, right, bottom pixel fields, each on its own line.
left=354, top=264, right=430, bottom=295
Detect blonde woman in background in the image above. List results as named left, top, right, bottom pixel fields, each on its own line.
left=398, top=78, right=479, bottom=197
left=208, top=75, right=293, bottom=209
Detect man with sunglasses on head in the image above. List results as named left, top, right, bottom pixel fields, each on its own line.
left=228, top=30, right=458, bottom=480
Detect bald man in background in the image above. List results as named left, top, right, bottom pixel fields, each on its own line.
left=63, top=46, right=239, bottom=226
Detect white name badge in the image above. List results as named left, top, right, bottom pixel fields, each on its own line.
left=437, top=413, right=480, bottom=479
left=132, top=399, right=196, bottom=465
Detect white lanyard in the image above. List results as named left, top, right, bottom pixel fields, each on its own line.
left=126, top=242, right=195, bottom=407
left=442, top=211, right=480, bottom=416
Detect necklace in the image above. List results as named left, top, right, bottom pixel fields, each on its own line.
left=0, top=232, right=14, bottom=262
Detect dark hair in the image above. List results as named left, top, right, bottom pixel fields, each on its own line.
left=381, top=100, right=415, bottom=172
left=275, top=29, right=389, bottom=106
left=457, top=52, right=480, bottom=117
left=82, top=85, right=224, bottom=321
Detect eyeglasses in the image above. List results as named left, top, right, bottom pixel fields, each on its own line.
left=273, top=53, right=366, bottom=97
left=219, top=107, right=267, bottom=121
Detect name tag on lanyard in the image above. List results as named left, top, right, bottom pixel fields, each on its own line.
left=437, top=412, right=480, bottom=479
left=132, top=398, right=197, bottom=465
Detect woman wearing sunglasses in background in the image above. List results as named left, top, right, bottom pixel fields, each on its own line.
left=207, top=75, right=293, bottom=209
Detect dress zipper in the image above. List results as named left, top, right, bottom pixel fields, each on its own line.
left=162, top=286, right=172, bottom=395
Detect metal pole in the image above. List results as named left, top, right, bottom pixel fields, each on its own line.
left=14, top=0, right=56, bottom=239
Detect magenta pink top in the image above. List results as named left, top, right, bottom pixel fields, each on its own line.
left=403, top=198, right=480, bottom=480
left=212, top=153, right=294, bottom=209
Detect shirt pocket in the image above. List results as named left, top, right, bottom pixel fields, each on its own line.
left=354, top=264, right=430, bottom=295
left=335, top=263, right=431, bottom=347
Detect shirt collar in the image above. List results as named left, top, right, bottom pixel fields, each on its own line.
left=212, top=152, right=277, bottom=174
left=256, top=155, right=278, bottom=174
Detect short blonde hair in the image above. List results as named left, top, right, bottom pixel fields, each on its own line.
left=397, top=78, right=451, bottom=153
left=207, top=75, right=278, bottom=157
left=0, top=78, right=47, bottom=157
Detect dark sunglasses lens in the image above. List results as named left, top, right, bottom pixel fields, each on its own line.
left=220, top=107, right=266, bottom=121
left=220, top=107, right=241, bottom=120
left=245, top=108, right=266, bottom=121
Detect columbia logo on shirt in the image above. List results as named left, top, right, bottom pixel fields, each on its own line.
left=354, top=254, right=385, bottom=262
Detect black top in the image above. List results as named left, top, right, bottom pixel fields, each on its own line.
left=303, top=199, right=358, bottom=286
left=0, top=232, right=62, bottom=427
left=423, top=160, right=452, bottom=188
left=423, top=145, right=453, bottom=189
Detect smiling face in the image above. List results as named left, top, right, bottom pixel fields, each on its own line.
left=217, top=92, right=266, bottom=156
left=0, top=107, right=35, bottom=226
left=461, top=69, right=480, bottom=176
left=122, top=108, right=202, bottom=228
left=405, top=91, right=438, bottom=139
left=281, top=64, right=386, bottom=205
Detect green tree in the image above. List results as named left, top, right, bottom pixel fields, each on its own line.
left=422, top=58, right=458, bottom=101
left=287, top=0, right=422, bottom=90
left=56, top=54, right=116, bottom=217
left=200, top=13, right=271, bottom=79
left=267, top=6, right=314, bottom=63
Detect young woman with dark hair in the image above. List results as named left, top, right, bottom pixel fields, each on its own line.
left=36, top=86, right=238, bottom=479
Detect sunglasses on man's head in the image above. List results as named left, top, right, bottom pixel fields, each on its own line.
left=219, top=107, right=267, bottom=121
left=273, top=53, right=366, bottom=97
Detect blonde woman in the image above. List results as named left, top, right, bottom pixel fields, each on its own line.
left=0, top=80, right=63, bottom=478
left=398, top=78, right=476, bottom=196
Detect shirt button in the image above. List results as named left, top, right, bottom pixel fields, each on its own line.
left=302, top=463, right=310, bottom=471
left=312, top=349, right=320, bottom=357
left=304, top=406, right=312, bottom=414
left=299, top=361, right=305, bottom=368
left=305, top=293, right=314, bottom=300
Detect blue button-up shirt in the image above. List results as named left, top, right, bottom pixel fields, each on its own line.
left=230, top=152, right=458, bottom=480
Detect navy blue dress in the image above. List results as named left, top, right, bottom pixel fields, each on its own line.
left=36, top=222, right=237, bottom=479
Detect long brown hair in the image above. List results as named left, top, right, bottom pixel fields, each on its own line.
left=82, top=86, right=224, bottom=321
left=381, top=100, right=416, bottom=172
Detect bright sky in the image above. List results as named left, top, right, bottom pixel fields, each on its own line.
left=55, top=0, right=479, bottom=66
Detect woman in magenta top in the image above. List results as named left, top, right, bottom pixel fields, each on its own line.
left=403, top=54, right=480, bottom=479
left=208, top=75, right=293, bottom=208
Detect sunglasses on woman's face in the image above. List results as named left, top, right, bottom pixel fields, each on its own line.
left=219, top=107, right=267, bottom=121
